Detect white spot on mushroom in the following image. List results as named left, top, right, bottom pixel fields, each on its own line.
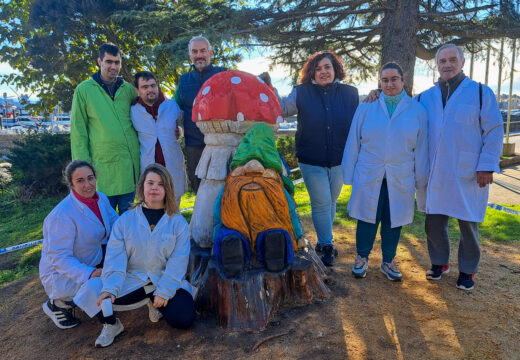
left=257, top=77, right=265, bottom=84
left=237, top=112, right=244, bottom=122
left=193, top=99, right=196, bottom=106
left=231, top=76, right=242, bottom=84
left=202, top=86, right=211, bottom=95
left=276, top=115, right=283, bottom=123
left=260, top=93, right=269, bottom=103
left=198, top=113, right=202, bottom=121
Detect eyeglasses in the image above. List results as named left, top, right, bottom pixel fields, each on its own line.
left=380, top=77, right=402, bottom=84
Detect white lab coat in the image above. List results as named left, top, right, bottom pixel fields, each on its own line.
left=101, top=206, right=195, bottom=300
left=419, top=78, right=503, bottom=222
left=131, top=99, right=188, bottom=204
left=342, top=94, right=429, bottom=228
left=39, top=191, right=118, bottom=300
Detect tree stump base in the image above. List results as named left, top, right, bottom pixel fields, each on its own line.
left=188, top=239, right=331, bottom=331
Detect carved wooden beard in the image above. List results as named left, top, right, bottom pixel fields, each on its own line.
left=220, top=160, right=297, bottom=253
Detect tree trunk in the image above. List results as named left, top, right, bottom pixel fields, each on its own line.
left=188, top=239, right=331, bottom=331
left=485, top=40, right=491, bottom=85
left=497, top=38, right=505, bottom=101
left=470, top=53, right=475, bottom=79
left=381, top=0, right=419, bottom=94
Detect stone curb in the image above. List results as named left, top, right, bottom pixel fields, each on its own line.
left=499, top=155, right=520, bottom=168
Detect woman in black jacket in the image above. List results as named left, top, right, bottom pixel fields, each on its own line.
left=277, top=51, right=359, bottom=266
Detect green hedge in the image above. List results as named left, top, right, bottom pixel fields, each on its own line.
left=9, top=132, right=71, bottom=196
left=276, top=135, right=297, bottom=170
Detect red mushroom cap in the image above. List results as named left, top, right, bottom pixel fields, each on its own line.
left=192, top=70, right=283, bottom=124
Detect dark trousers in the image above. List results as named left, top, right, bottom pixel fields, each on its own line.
left=98, top=287, right=195, bottom=329
left=425, top=214, right=480, bottom=274
left=107, top=192, right=135, bottom=215
left=185, top=145, right=204, bottom=193
left=356, top=179, right=402, bottom=263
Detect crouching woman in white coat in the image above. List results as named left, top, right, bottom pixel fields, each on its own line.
left=342, top=62, right=429, bottom=281
left=40, top=160, right=118, bottom=329
left=92, top=163, right=196, bottom=348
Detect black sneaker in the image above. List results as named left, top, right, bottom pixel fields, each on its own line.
left=321, top=245, right=334, bottom=266
left=456, top=272, right=475, bottom=291
left=315, top=243, right=338, bottom=257
left=42, top=300, right=80, bottom=329
left=426, top=264, right=450, bottom=280
left=262, top=231, right=287, bottom=273
left=220, top=234, right=245, bottom=278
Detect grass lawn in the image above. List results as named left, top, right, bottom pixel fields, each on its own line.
left=1, top=184, right=519, bottom=286
left=0, top=192, right=61, bottom=283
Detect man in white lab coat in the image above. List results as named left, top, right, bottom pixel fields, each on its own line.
left=131, top=71, right=188, bottom=205
left=419, top=44, right=503, bottom=290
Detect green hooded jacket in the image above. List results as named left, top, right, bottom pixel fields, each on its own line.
left=70, top=78, right=140, bottom=196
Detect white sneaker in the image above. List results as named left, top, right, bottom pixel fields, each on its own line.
left=95, top=318, right=124, bottom=348
left=147, top=300, right=163, bottom=323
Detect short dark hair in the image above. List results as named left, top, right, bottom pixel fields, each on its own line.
left=380, top=62, right=404, bottom=78
left=63, top=160, right=96, bottom=188
left=299, top=51, right=346, bottom=84
left=98, top=43, right=120, bottom=60
left=133, top=71, right=157, bottom=88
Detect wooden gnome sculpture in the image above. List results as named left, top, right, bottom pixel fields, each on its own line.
left=189, top=70, right=282, bottom=249
left=189, top=123, right=331, bottom=331
left=213, top=123, right=301, bottom=277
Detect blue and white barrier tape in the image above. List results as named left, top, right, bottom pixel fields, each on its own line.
left=487, top=203, right=520, bottom=216
left=293, top=178, right=304, bottom=185
left=0, top=239, right=43, bottom=255
left=0, top=206, right=196, bottom=255
left=2, top=199, right=517, bottom=255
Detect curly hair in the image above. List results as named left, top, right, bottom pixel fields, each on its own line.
left=299, top=51, right=346, bottom=84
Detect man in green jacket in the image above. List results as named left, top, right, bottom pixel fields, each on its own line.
left=70, top=43, right=140, bottom=214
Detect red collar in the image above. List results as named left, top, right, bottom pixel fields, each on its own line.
left=72, top=190, right=99, bottom=205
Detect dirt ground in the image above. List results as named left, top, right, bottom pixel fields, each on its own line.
left=1, top=218, right=519, bottom=360
left=489, top=164, right=520, bottom=205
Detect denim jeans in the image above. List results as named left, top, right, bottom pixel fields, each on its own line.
left=299, top=163, right=343, bottom=246
left=108, top=192, right=135, bottom=215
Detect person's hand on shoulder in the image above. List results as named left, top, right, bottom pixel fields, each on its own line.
left=363, top=89, right=381, bottom=103
left=258, top=72, right=272, bottom=87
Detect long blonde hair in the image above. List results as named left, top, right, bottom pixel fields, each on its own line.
left=132, top=164, right=179, bottom=216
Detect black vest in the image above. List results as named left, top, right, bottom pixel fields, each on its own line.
left=295, top=82, right=358, bottom=167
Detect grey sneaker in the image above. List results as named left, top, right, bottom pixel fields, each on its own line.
left=147, top=300, right=163, bottom=323
left=42, top=300, right=80, bottom=329
left=380, top=260, right=402, bottom=281
left=352, top=255, right=368, bottom=278
left=95, top=318, right=124, bottom=348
